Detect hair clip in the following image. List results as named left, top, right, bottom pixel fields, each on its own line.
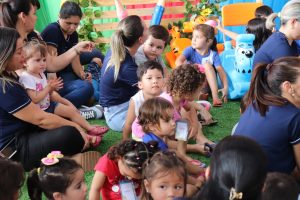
left=41, top=151, right=64, bottom=166
left=136, top=156, right=140, bottom=160
left=37, top=167, right=41, bottom=175
left=47, top=151, right=64, bottom=159
left=229, top=188, right=243, bottom=200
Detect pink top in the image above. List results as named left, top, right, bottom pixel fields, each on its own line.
left=131, top=92, right=187, bottom=140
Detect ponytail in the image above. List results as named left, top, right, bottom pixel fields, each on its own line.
left=265, top=13, right=277, bottom=31
left=105, top=15, right=144, bottom=82
left=106, top=29, right=126, bottom=82
left=0, top=0, right=31, bottom=28
left=27, top=168, right=42, bottom=200
left=248, top=57, right=300, bottom=116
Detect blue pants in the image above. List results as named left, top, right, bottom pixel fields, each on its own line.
left=58, top=79, right=94, bottom=108
left=80, top=48, right=104, bottom=65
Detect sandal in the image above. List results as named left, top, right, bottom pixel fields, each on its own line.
left=204, top=142, right=217, bottom=157
left=213, top=98, right=223, bottom=107
left=87, top=135, right=102, bottom=147
left=87, top=125, right=109, bottom=137
left=190, top=159, right=206, bottom=168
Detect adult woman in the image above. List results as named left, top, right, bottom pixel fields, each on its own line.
left=0, top=27, right=88, bottom=171
left=234, top=57, right=300, bottom=176
left=99, top=15, right=147, bottom=131
left=41, top=1, right=102, bottom=107
left=0, top=0, right=93, bottom=80
left=253, top=1, right=300, bottom=66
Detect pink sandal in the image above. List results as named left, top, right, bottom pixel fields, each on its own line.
left=87, top=135, right=102, bottom=147
left=87, top=125, right=109, bottom=137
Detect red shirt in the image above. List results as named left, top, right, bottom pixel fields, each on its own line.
left=94, top=153, right=141, bottom=200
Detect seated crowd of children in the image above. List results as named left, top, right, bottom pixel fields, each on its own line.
left=1, top=0, right=300, bottom=200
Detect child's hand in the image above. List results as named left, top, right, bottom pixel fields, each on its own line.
left=218, top=88, right=228, bottom=103
left=48, top=77, right=63, bottom=91
left=92, top=57, right=102, bottom=67
left=80, top=71, right=92, bottom=81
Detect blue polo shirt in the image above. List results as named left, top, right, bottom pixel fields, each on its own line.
left=99, top=49, right=139, bottom=107
left=254, top=32, right=299, bottom=67
left=143, top=132, right=168, bottom=151
left=41, top=22, right=78, bottom=81
left=0, top=76, right=32, bottom=148
left=234, top=102, right=300, bottom=174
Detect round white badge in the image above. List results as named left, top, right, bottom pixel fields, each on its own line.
left=112, top=185, right=120, bottom=193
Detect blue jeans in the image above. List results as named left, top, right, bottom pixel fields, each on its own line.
left=104, top=101, right=129, bottom=132
left=58, top=79, right=93, bottom=108
left=80, top=48, right=104, bottom=65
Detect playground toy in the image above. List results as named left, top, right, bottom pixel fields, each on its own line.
left=220, top=34, right=255, bottom=99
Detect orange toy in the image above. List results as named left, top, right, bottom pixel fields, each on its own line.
left=165, top=26, right=191, bottom=69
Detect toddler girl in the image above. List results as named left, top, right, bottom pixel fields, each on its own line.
left=27, top=151, right=87, bottom=200
left=161, top=64, right=214, bottom=155
left=89, top=139, right=159, bottom=200
left=176, top=24, right=228, bottom=107
left=141, top=151, right=187, bottom=200
left=19, top=40, right=108, bottom=147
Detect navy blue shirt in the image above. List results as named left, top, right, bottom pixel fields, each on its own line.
left=143, top=132, right=168, bottom=151
left=99, top=49, right=139, bottom=107
left=254, top=32, right=298, bottom=67
left=0, top=75, right=32, bottom=148
left=41, top=22, right=78, bottom=81
left=234, top=103, right=300, bottom=174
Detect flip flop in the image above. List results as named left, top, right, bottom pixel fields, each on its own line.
left=87, top=125, right=109, bottom=137
left=87, top=135, right=102, bottom=147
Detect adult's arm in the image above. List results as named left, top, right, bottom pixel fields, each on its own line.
left=293, top=143, right=300, bottom=180
left=46, top=41, right=93, bottom=72
left=13, top=102, right=82, bottom=131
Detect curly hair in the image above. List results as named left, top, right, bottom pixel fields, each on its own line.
left=107, top=139, right=159, bottom=174
left=167, top=64, right=205, bottom=98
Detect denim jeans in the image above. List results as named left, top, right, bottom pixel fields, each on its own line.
left=104, top=101, right=129, bottom=132
left=58, top=79, right=93, bottom=108
left=80, top=48, right=104, bottom=65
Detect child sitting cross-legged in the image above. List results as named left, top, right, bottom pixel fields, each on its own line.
left=176, top=24, right=228, bottom=107
left=123, top=60, right=165, bottom=140
left=19, top=40, right=108, bottom=147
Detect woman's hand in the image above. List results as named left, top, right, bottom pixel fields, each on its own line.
left=74, top=41, right=95, bottom=54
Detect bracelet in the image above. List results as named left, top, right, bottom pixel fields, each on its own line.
left=74, top=47, right=81, bottom=55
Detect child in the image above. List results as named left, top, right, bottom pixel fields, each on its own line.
left=192, top=136, right=267, bottom=200
left=123, top=60, right=165, bottom=140
left=217, top=17, right=272, bottom=51
left=27, top=151, right=87, bottom=200
left=0, top=159, right=25, bottom=200
left=141, top=151, right=188, bottom=200
left=176, top=24, right=228, bottom=107
left=161, top=64, right=214, bottom=155
left=89, top=139, right=159, bottom=200
left=19, top=40, right=108, bottom=147
left=255, top=5, right=273, bottom=19
left=135, top=25, right=169, bottom=78
left=262, top=172, right=300, bottom=200
left=84, top=59, right=102, bottom=102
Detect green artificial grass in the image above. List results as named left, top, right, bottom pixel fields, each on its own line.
left=19, top=99, right=240, bottom=200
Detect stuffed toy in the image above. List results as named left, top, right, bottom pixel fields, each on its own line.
left=220, top=34, right=255, bottom=99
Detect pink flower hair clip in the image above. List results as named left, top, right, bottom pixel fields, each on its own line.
left=41, top=151, right=64, bottom=166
